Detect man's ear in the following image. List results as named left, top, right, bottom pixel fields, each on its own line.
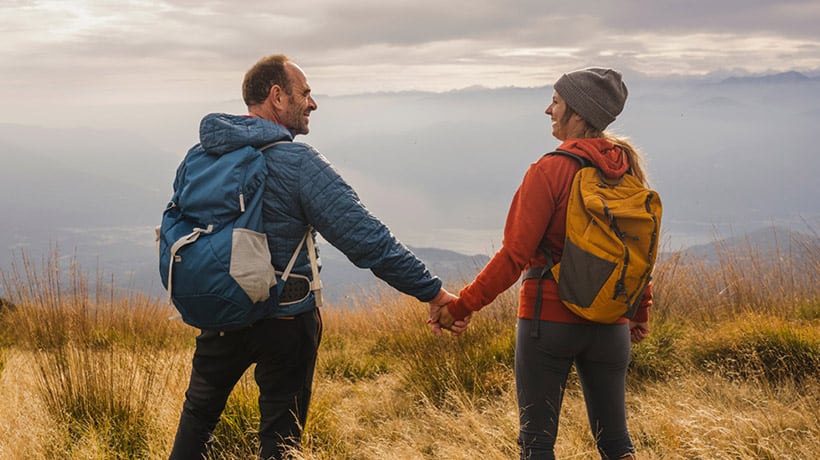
left=268, top=84, right=284, bottom=109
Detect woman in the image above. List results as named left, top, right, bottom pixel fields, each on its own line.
left=439, top=68, right=651, bottom=459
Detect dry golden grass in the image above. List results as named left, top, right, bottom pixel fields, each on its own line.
left=0, top=251, right=194, bottom=459
left=629, top=375, right=820, bottom=459
left=0, top=230, right=818, bottom=459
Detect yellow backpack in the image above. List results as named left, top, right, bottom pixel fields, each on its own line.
left=529, top=150, right=662, bottom=333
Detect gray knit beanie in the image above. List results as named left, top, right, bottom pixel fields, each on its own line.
left=553, top=67, right=628, bottom=131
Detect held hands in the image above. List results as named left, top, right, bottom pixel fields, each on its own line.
left=427, top=288, right=471, bottom=336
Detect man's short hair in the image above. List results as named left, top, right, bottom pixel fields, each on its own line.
left=242, top=54, right=291, bottom=106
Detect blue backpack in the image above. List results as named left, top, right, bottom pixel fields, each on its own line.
left=157, top=141, right=316, bottom=330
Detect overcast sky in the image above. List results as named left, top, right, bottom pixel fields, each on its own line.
left=2, top=0, right=820, bottom=111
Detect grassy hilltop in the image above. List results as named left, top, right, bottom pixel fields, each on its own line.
left=0, top=232, right=818, bottom=459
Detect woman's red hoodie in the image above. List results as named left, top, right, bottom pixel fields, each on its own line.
left=447, top=137, right=652, bottom=324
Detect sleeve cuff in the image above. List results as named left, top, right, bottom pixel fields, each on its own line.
left=447, top=299, right=474, bottom=321
left=416, top=278, right=444, bottom=303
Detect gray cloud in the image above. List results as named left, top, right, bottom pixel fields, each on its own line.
left=598, top=0, right=820, bottom=39
left=0, top=0, right=818, bottom=109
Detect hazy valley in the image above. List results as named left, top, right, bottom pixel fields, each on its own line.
left=1, top=71, right=818, bottom=302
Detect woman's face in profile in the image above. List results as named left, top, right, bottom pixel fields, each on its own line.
left=545, top=91, right=570, bottom=140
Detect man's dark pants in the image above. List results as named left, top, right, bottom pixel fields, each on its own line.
left=169, top=308, right=322, bottom=460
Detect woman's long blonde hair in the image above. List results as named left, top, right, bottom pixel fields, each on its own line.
left=562, top=109, right=649, bottom=185
left=602, top=133, right=648, bottom=186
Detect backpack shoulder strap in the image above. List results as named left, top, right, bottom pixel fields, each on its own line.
left=258, top=140, right=291, bottom=151
left=533, top=150, right=591, bottom=262
left=528, top=150, right=593, bottom=337
left=544, top=150, right=594, bottom=169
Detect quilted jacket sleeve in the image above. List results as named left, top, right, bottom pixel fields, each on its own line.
left=297, top=146, right=442, bottom=302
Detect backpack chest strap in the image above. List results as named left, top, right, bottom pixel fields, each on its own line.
left=522, top=266, right=554, bottom=281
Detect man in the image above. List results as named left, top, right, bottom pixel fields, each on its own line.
left=168, top=54, right=468, bottom=459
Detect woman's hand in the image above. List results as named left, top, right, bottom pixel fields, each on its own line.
left=629, top=320, right=649, bottom=343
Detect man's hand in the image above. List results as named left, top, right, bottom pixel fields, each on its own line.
left=427, top=288, right=471, bottom=336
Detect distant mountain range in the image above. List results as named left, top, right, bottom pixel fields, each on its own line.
left=720, top=71, right=820, bottom=85
left=671, top=225, right=819, bottom=265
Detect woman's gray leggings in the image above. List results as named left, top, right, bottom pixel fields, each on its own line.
left=515, top=319, right=635, bottom=460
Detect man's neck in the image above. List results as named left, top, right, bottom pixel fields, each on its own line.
left=246, top=107, right=297, bottom=138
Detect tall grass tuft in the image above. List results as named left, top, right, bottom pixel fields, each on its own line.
left=795, top=298, right=820, bottom=321
left=338, top=287, right=518, bottom=407
left=691, top=314, right=820, bottom=385
left=1, top=250, right=190, bottom=352
left=394, top=310, right=515, bottom=407
left=1, top=250, right=191, bottom=458
left=36, top=346, right=157, bottom=458
left=318, top=334, right=390, bottom=382
left=0, top=297, right=12, bottom=375
left=628, top=318, right=686, bottom=382
left=652, top=226, right=819, bottom=324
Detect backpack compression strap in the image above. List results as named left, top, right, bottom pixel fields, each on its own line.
left=279, top=227, right=323, bottom=307
left=165, top=222, right=214, bottom=307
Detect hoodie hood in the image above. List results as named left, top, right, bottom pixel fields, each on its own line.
left=556, top=138, right=629, bottom=179
left=199, top=113, right=293, bottom=156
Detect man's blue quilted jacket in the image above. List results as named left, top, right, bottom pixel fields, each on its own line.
left=196, top=113, right=442, bottom=317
